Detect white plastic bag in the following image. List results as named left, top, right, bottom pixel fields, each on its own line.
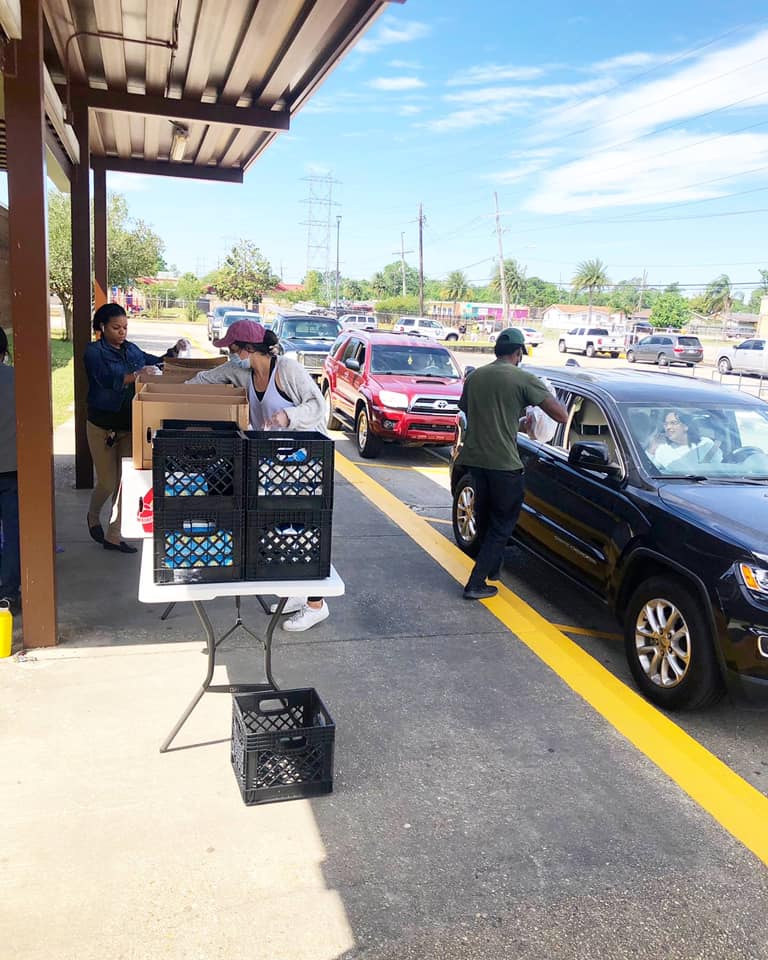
left=525, top=377, right=557, bottom=443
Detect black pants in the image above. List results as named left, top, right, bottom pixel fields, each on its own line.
left=466, top=467, right=525, bottom=588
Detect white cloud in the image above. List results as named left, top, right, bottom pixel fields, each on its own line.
left=305, top=162, right=332, bottom=177
left=399, top=104, right=423, bottom=116
left=356, top=21, right=431, bottom=55
left=106, top=172, right=147, bottom=192
left=447, top=64, right=544, bottom=86
left=524, top=132, right=768, bottom=214
left=590, top=51, right=664, bottom=72
left=388, top=59, right=422, bottom=69
left=369, top=76, right=425, bottom=91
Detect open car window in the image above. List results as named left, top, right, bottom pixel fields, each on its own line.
left=621, top=403, right=768, bottom=478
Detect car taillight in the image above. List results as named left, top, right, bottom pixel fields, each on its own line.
left=673, top=347, right=683, bottom=352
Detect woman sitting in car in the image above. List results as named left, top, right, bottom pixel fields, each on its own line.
left=646, top=409, right=722, bottom=472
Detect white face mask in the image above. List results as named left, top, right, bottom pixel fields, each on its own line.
left=231, top=355, right=252, bottom=370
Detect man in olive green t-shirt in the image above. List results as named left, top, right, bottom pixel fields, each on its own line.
left=457, top=327, right=567, bottom=600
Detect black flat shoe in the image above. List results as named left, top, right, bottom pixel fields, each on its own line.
left=463, top=583, right=498, bottom=600
left=103, top=540, right=138, bottom=554
left=88, top=517, right=105, bottom=543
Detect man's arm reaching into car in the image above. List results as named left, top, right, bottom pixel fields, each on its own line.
left=539, top=394, right=568, bottom=423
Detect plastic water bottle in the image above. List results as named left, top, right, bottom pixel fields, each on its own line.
left=0, top=600, right=12, bottom=658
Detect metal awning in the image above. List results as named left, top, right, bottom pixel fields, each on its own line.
left=37, top=0, right=400, bottom=183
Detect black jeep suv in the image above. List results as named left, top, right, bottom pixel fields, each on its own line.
left=451, top=366, right=768, bottom=710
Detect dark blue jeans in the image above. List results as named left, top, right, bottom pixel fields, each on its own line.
left=466, top=467, right=525, bottom=589
left=0, top=472, right=20, bottom=599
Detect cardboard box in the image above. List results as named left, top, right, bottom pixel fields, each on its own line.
left=164, top=356, right=227, bottom=371
left=132, top=383, right=248, bottom=468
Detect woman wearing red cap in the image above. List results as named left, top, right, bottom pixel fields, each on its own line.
left=187, top=318, right=331, bottom=632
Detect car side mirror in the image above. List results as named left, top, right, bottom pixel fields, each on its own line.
left=345, top=358, right=361, bottom=372
left=463, top=365, right=476, bottom=377
left=568, top=441, right=621, bottom=476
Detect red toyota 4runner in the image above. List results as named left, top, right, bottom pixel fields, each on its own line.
left=320, top=331, right=465, bottom=458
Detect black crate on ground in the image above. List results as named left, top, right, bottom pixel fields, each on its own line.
left=153, top=426, right=244, bottom=508
left=153, top=505, right=244, bottom=584
left=245, top=508, right=331, bottom=581
left=243, top=430, right=334, bottom=510
left=231, top=688, right=335, bottom=805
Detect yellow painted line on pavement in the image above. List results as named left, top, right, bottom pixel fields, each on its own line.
left=335, top=450, right=768, bottom=866
left=419, top=515, right=452, bottom=526
left=552, top=624, right=623, bottom=641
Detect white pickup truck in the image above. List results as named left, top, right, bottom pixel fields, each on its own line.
left=392, top=316, right=460, bottom=341
left=558, top=327, right=623, bottom=358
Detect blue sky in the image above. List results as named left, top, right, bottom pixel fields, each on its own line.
left=15, top=0, right=768, bottom=295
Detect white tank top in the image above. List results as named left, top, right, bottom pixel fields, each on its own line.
left=248, top=362, right=295, bottom=429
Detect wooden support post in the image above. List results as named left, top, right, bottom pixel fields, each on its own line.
left=71, top=101, right=93, bottom=489
left=5, top=0, right=58, bottom=647
left=93, top=166, right=107, bottom=309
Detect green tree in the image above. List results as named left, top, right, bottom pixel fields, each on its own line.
left=444, top=269, right=469, bottom=305
left=491, top=258, right=527, bottom=305
left=747, top=269, right=768, bottom=312
left=303, top=270, right=324, bottom=303
left=524, top=276, right=560, bottom=309
left=371, top=272, right=388, bottom=298
left=107, top=193, right=165, bottom=288
left=572, top=258, right=610, bottom=325
left=703, top=274, right=733, bottom=317
left=650, top=292, right=691, bottom=330
left=48, top=190, right=75, bottom=340
left=176, top=272, right=203, bottom=322
left=664, top=281, right=682, bottom=295
left=381, top=261, right=419, bottom=297
left=343, top=279, right=364, bottom=301
left=214, top=240, right=278, bottom=309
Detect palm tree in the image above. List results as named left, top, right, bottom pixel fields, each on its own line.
left=491, top=259, right=527, bottom=309
left=371, top=271, right=387, bottom=298
left=444, top=269, right=469, bottom=306
left=704, top=274, right=732, bottom=317
left=572, top=258, right=609, bottom=325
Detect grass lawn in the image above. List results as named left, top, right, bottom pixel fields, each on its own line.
left=50, top=337, right=74, bottom=428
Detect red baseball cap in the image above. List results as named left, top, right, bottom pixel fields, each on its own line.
left=213, top=319, right=267, bottom=349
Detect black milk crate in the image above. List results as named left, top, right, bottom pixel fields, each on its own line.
left=243, top=430, right=334, bottom=511
left=153, top=504, right=244, bottom=584
left=245, top=508, right=332, bottom=581
left=231, top=688, right=335, bottom=805
left=152, top=425, right=244, bottom=509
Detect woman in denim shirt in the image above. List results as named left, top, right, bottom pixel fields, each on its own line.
left=84, top=302, right=186, bottom=553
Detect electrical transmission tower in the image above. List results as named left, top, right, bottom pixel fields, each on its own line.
left=300, top=174, right=340, bottom=301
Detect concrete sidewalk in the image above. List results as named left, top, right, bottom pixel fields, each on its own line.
left=3, top=435, right=768, bottom=959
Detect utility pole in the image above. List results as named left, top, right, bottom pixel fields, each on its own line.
left=636, top=269, right=647, bottom=314
left=418, top=202, right=425, bottom=316
left=393, top=232, right=413, bottom=296
left=335, top=215, right=342, bottom=313
left=494, top=192, right=509, bottom=326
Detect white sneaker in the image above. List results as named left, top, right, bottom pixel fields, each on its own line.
left=282, top=601, right=330, bottom=632
left=269, top=597, right=306, bottom=615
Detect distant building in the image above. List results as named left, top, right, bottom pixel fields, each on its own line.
left=542, top=303, right=623, bottom=329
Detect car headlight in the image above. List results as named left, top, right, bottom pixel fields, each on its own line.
left=282, top=350, right=298, bottom=362
left=739, top=563, right=768, bottom=595
left=378, top=390, right=409, bottom=409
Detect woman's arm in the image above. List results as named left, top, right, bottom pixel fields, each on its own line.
left=185, top=361, right=250, bottom=386
left=274, top=359, right=325, bottom=432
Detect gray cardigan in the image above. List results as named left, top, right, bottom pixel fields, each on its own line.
left=187, top=356, right=328, bottom=434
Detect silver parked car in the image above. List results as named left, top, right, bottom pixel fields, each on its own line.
left=716, top=339, right=768, bottom=376
left=626, top=333, right=703, bottom=367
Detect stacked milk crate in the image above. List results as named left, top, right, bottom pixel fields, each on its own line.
left=151, top=424, right=334, bottom=585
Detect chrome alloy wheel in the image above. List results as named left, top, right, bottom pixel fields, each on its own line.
left=357, top=410, right=369, bottom=447
left=455, top=483, right=477, bottom=545
left=634, top=597, right=691, bottom=688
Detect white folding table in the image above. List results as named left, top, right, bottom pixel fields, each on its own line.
left=137, top=542, right=345, bottom=752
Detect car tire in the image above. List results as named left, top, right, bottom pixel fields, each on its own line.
left=356, top=407, right=382, bottom=458
left=445, top=334, right=458, bottom=341
left=624, top=576, right=723, bottom=710
left=452, top=472, right=485, bottom=558
left=658, top=353, right=669, bottom=366
left=558, top=340, right=567, bottom=353
left=717, top=357, right=732, bottom=374
left=323, top=385, right=341, bottom=430
left=585, top=343, right=596, bottom=358
left=626, top=350, right=636, bottom=363
left=611, top=352, right=619, bottom=359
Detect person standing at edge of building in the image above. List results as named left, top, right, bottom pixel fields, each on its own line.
left=0, top=327, right=20, bottom=615
left=457, top=327, right=568, bottom=600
